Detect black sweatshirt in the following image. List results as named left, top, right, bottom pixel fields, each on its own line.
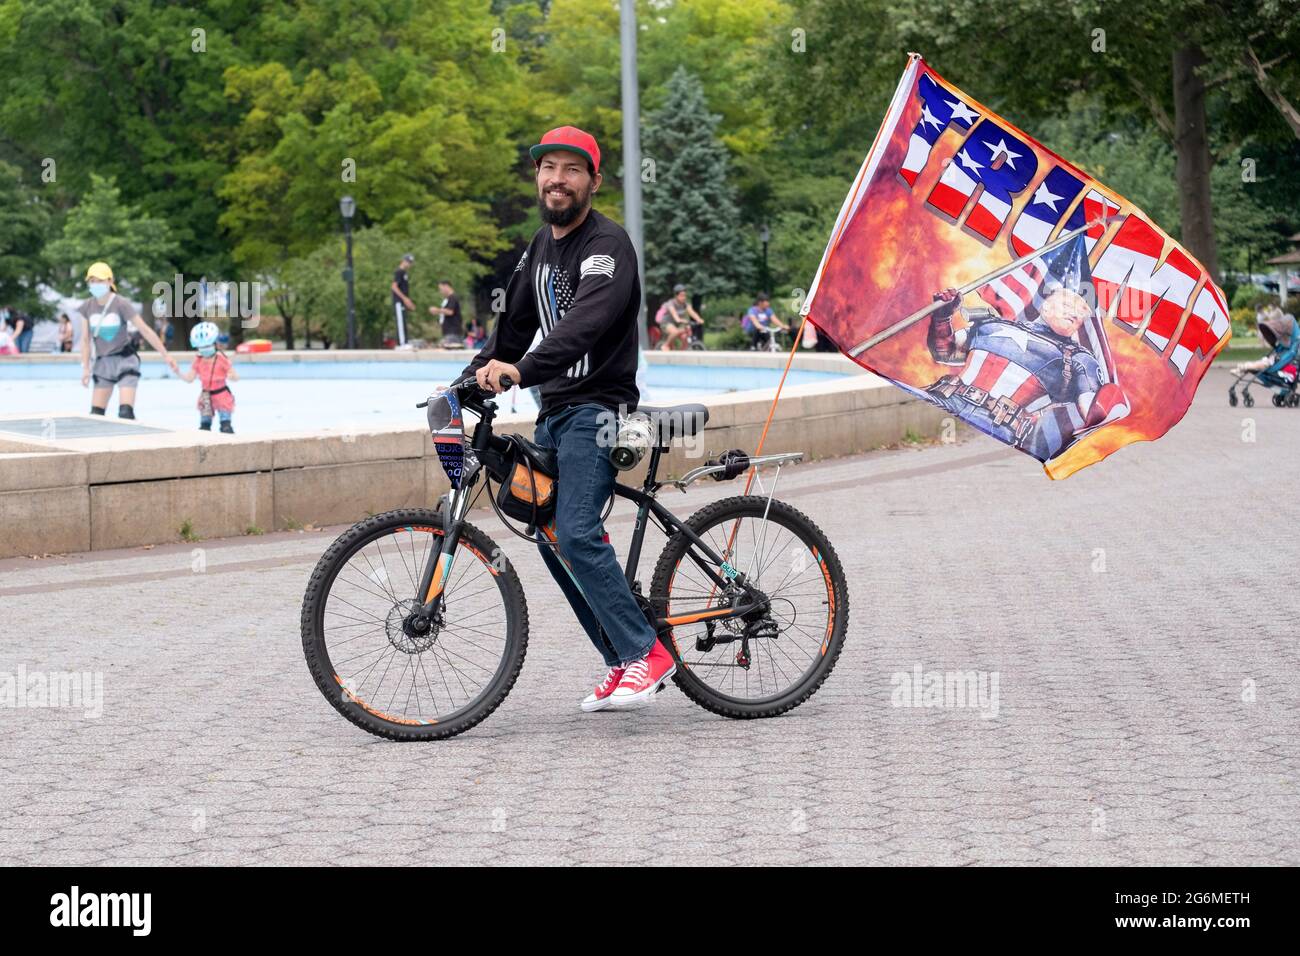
left=461, top=209, right=641, bottom=419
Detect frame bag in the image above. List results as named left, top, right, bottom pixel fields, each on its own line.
left=495, top=437, right=558, bottom=532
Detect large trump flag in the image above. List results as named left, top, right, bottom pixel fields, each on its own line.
left=802, top=54, right=1231, bottom=479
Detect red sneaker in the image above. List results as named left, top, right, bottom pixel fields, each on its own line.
left=609, top=641, right=676, bottom=709
left=580, top=666, right=625, bottom=713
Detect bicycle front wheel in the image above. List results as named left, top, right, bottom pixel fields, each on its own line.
left=649, top=495, right=849, bottom=718
left=301, top=508, right=528, bottom=740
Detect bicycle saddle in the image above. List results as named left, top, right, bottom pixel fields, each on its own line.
left=638, top=403, right=710, bottom=442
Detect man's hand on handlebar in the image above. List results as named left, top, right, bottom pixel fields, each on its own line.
left=475, top=360, right=520, bottom=394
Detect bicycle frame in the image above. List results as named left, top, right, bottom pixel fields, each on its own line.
left=412, top=391, right=775, bottom=635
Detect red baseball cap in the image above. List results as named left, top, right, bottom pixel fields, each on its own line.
left=530, top=126, right=601, bottom=175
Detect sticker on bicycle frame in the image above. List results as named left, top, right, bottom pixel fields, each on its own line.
left=720, top=561, right=739, bottom=580
left=428, top=390, right=465, bottom=489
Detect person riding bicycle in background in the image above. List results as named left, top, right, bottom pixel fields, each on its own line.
left=460, top=125, right=676, bottom=711
left=743, top=293, right=788, bottom=350
left=655, top=283, right=702, bottom=351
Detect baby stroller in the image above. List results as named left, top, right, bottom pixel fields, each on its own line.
left=1229, top=314, right=1299, bottom=408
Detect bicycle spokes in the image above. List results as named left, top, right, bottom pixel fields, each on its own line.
left=660, top=514, right=834, bottom=702
left=322, top=527, right=511, bottom=725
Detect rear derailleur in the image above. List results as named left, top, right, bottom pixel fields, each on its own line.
left=695, top=586, right=775, bottom=670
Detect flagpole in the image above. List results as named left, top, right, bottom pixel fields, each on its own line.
left=846, top=220, right=1102, bottom=358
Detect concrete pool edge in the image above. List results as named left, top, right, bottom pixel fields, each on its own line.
left=0, top=351, right=947, bottom=558
left=0, top=346, right=873, bottom=370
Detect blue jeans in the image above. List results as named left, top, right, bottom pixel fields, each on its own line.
left=533, top=403, right=657, bottom=668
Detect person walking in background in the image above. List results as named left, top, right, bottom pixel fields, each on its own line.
left=58, top=313, right=74, bottom=352
left=0, top=310, right=16, bottom=355
left=150, top=293, right=171, bottom=344
left=3, top=306, right=28, bottom=353
left=77, top=261, right=179, bottom=419
left=464, top=312, right=487, bottom=350
left=390, top=253, right=416, bottom=348
left=429, top=279, right=464, bottom=347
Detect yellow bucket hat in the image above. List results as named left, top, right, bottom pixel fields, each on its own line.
left=85, top=261, right=116, bottom=291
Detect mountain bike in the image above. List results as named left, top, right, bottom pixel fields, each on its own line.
left=301, top=376, right=850, bottom=740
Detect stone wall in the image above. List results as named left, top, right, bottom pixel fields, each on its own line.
left=0, top=351, right=946, bottom=557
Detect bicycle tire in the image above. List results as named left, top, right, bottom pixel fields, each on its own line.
left=301, top=508, right=528, bottom=741
left=649, top=495, right=849, bottom=718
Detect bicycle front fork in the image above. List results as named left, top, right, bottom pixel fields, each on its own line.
left=417, top=482, right=477, bottom=612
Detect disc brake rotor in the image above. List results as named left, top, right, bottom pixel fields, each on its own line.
left=386, top=599, right=439, bottom=654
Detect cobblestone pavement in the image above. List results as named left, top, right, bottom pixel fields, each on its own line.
left=2, top=369, right=1296, bottom=865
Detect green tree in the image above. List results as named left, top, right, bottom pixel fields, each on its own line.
left=282, top=223, right=482, bottom=348
left=0, top=160, right=53, bottom=313
left=642, top=68, right=755, bottom=309
left=1039, top=96, right=1298, bottom=287
left=219, top=0, right=538, bottom=279
left=43, top=174, right=179, bottom=300
left=783, top=0, right=1300, bottom=280
left=0, top=0, right=249, bottom=276
left=766, top=162, right=855, bottom=310
left=1036, top=99, right=1182, bottom=236
left=523, top=0, right=789, bottom=252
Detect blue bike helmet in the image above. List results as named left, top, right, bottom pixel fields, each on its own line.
left=190, top=321, right=220, bottom=356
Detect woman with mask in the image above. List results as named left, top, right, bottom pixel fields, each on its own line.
left=77, top=261, right=179, bottom=418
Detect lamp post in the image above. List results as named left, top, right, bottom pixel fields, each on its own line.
left=620, top=0, right=648, bottom=350
left=340, top=195, right=357, bottom=349
left=759, top=223, right=771, bottom=295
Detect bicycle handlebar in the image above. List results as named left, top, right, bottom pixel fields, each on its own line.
left=416, top=374, right=515, bottom=409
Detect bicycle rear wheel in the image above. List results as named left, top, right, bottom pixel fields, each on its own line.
left=649, top=495, right=849, bottom=718
left=301, top=508, right=528, bottom=740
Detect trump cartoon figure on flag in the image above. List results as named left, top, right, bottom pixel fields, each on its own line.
left=917, top=232, right=1130, bottom=462
left=803, top=54, right=1230, bottom=479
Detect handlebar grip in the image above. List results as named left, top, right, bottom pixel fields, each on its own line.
left=499, top=374, right=514, bottom=390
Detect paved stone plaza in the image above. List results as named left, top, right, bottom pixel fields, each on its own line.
left=1, top=367, right=1295, bottom=866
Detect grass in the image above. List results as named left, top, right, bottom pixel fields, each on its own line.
left=179, top=518, right=200, bottom=543
left=1215, top=345, right=1269, bottom=366
left=244, top=525, right=264, bottom=536
left=282, top=516, right=304, bottom=531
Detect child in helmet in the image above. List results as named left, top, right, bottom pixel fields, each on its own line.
left=181, top=322, right=239, bottom=432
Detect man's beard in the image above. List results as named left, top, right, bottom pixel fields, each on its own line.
left=538, top=184, right=591, bottom=226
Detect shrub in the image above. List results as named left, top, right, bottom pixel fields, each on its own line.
left=1230, top=286, right=1279, bottom=311
left=1230, top=307, right=1258, bottom=336
left=704, top=327, right=750, bottom=351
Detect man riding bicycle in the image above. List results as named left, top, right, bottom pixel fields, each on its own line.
left=460, top=126, right=676, bottom=711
